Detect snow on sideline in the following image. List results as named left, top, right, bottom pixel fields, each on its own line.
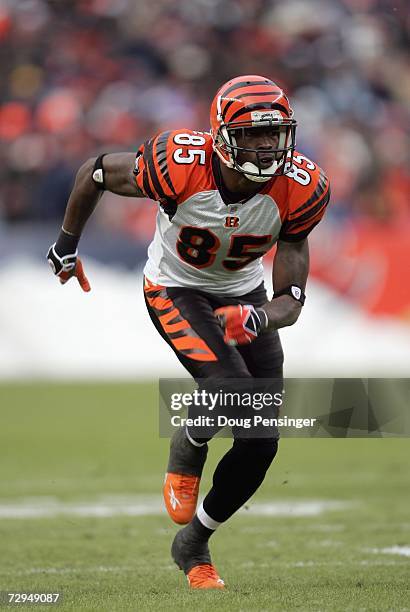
left=0, top=495, right=352, bottom=520
left=0, top=257, right=409, bottom=379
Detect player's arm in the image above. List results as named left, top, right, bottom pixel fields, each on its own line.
left=61, top=153, right=144, bottom=236
left=215, top=239, right=309, bottom=346
left=264, top=237, right=309, bottom=328
left=47, top=153, right=144, bottom=290
left=216, top=162, right=330, bottom=345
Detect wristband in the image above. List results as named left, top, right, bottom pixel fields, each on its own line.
left=54, top=228, right=80, bottom=257
left=255, top=307, right=269, bottom=331
left=272, top=285, right=306, bottom=306
left=47, top=244, right=78, bottom=276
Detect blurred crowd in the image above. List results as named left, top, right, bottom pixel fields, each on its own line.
left=0, top=0, right=409, bottom=242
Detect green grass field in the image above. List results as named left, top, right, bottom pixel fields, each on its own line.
left=0, top=382, right=409, bottom=611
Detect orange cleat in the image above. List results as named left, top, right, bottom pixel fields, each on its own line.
left=187, top=564, right=225, bottom=590
left=163, top=426, right=208, bottom=524
left=163, top=472, right=200, bottom=525
left=171, top=525, right=225, bottom=589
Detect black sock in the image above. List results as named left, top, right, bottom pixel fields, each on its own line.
left=202, top=438, right=278, bottom=523
left=183, top=515, right=214, bottom=544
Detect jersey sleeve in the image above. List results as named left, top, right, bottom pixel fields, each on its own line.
left=279, top=166, right=331, bottom=242
left=134, top=130, right=180, bottom=203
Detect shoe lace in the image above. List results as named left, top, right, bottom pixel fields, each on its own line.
left=179, top=475, right=198, bottom=497
left=191, top=564, right=219, bottom=583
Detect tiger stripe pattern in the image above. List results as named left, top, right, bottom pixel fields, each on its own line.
left=144, top=278, right=217, bottom=362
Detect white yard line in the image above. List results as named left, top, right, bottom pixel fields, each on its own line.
left=0, top=495, right=352, bottom=520
left=245, top=500, right=350, bottom=517
left=1, top=559, right=408, bottom=578
left=0, top=565, right=174, bottom=577
left=366, top=546, right=410, bottom=558
left=241, top=560, right=409, bottom=569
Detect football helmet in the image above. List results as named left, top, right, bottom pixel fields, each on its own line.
left=210, top=75, right=297, bottom=182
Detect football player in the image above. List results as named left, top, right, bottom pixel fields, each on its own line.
left=47, top=75, right=330, bottom=589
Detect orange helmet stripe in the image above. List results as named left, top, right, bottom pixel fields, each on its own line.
left=221, top=90, right=286, bottom=122
left=219, top=77, right=276, bottom=98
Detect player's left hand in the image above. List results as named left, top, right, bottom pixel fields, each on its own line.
left=214, top=304, right=268, bottom=346
left=59, top=258, right=91, bottom=291
left=47, top=244, right=91, bottom=292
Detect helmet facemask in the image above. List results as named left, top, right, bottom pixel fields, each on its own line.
left=214, top=117, right=297, bottom=183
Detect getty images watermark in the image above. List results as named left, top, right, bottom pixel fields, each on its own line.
left=159, top=378, right=410, bottom=438
left=169, top=388, right=317, bottom=431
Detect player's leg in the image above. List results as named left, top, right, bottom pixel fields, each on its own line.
left=144, top=278, right=252, bottom=526
left=171, top=435, right=278, bottom=588
left=145, top=279, right=284, bottom=588
left=144, top=278, right=251, bottom=379
left=171, top=284, right=284, bottom=586
left=145, top=279, right=258, bottom=588
left=178, top=329, right=283, bottom=573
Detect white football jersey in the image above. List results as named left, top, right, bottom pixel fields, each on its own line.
left=135, top=130, right=330, bottom=296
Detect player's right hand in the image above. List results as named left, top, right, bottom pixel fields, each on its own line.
left=215, top=304, right=267, bottom=345
left=47, top=244, right=91, bottom=292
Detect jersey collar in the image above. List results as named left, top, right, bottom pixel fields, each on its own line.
left=211, top=153, right=275, bottom=206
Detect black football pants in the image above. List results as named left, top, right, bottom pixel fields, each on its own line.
left=144, top=278, right=282, bottom=523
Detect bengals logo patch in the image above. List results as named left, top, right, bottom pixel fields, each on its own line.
left=224, top=216, right=240, bottom=228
